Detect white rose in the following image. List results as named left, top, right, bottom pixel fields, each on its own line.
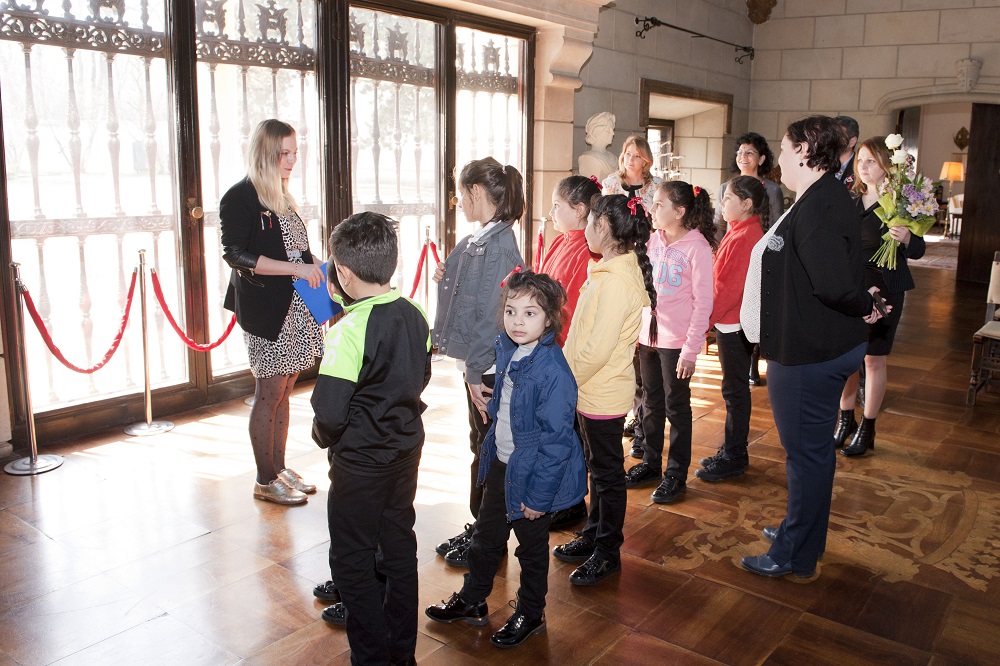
left=885, top=134, right=904, bottom=150
left=891, top=149, right=908, bottom=165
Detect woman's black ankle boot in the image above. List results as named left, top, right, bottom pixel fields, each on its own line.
left=833, top=410, right=857, bottom=449
left=842, top=417, right=875, bottom=456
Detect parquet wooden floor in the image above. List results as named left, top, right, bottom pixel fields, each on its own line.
left=0, top=265, right=998, bottom=665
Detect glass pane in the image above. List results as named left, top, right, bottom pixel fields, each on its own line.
left=195, top=0, right=322, bottom=378
left=1, top=1, right=185, bottom=412
left=349, top=7, right=440, bottom=321
left=454, top=27, right=526, bottom=249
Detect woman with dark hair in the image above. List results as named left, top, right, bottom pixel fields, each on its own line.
left=738, top=116, right=885, bottom=579
left=715, top=132, right=784, bottom=238
left=716, top=131, right=784, bottom=386
left=220, top=119, right=324, bottom=506
left=835, top=137, right=925, bottom=456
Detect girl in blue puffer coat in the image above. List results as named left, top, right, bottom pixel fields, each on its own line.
left=425, top=271, right=587, bottom=649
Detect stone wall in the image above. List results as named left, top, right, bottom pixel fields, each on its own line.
left=573, top=0, right=755, bottom=189
left=749, top=0, right=1000, bottom=144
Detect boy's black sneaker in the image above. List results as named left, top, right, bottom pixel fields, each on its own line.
left=651, top=476, right=686, bottom=504
left=552, top=533, right=596, bottom=562
left=625, top=461, right=661, bottom=488
left=425, top=593, right=489, bottom=625
left=321, top=602, right=348, bottom=625
left=699, top=446, right=725, bottom=467
left=568, top=553, right=621, bottom=586
left=695, top=453, right=749, bottom=482
left=491, top=608, right=546, bottom=648
left=436, top=523, right=473, bottom=556
left=313, top=580, right=340, bottom=603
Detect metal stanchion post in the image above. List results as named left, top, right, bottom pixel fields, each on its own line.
left=5, top=263, right=63, bottom=475
left=423, top=226, right=431, bottom=307
left=124, top=250, right=174, bottom=436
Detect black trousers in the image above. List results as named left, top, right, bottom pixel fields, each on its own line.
left=716, top=329, right=754, bottom=457
left=632, top=349, right=644, bottom=440
left=578, top=414, right=627, bottom=560
left=766, top=342, right=866, bottom=572
left=464, top=373, right=496, bottom=520
left=461, top=458, right=552, bottom=620
left=329, top=462, right=419, bottom=666
left=637, top=345, right=692, bottom=480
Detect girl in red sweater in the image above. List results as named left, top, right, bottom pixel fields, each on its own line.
left=539, top=175, right=602, bottom=530
left=541, top=175, right=602, bottom=346
left=696, top=175, right=771, bottom=482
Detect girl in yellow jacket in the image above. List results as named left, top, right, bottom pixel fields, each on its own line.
left=552, top=194, right=657, bottom=586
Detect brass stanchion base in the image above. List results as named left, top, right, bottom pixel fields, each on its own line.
left=4, top=454, right=64, bottom=476
left=124, top=421, right=175, bottom=436
left=244, top=396, right=255, bottom=407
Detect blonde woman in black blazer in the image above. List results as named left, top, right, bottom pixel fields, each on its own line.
left=220, top=119, right=324, bottom=506
left=738, top=116, right=885, bottom=579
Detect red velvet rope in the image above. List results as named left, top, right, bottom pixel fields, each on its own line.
left=408, top=243, right=429, bottom=299
left=428, top=241, right=441, bottom=265
left=20, top=270, right=137, bottom=374
left=533, top=227, right=545, bottom=271
left=150, top=270, right=236, bottom=351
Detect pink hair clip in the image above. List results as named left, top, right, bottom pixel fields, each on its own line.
left=589, top=175, right=600, bottom=186
left=693, top=185, right=702, bottom=196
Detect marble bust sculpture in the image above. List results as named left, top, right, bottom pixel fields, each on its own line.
left=578, top=112, right=618, bottom=181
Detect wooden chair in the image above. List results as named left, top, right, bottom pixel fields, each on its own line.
left=968, top=251, right=1000, bottom=405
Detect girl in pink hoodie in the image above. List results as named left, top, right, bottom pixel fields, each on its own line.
left=624, top=182, right=716, bottom=505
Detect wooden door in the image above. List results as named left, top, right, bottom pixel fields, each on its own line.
left=957, top=103, right=1000, bottom=283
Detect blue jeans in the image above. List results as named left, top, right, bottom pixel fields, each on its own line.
left=765, top=342, right=867, bottom=572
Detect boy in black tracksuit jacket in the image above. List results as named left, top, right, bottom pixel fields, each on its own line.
left=311, top=212, right=431, bottom=666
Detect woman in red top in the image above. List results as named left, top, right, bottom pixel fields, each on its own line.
left=540, top=176, right=602, bottom=345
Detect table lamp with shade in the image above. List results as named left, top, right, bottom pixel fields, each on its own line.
left=940, top=161, right=965, bottom=199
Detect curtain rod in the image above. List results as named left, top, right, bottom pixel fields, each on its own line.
left=635, top=17, right=755, bottom=64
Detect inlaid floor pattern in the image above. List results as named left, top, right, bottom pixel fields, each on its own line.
left=0, top=265, right=998, bottom=665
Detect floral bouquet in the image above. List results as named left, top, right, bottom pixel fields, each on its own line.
left=870, top=134, right=939, bottom=270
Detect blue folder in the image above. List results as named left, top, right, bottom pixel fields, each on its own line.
left=293, top=262, right=342, bottom=325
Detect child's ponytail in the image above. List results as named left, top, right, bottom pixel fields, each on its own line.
left=632, top=204, right=658, bottom=346
left=557, top=175, right=602, bottom=214
left=725, top=175, right=771, bottom=231
left=592, top=194, right=658, bottom=345
left=658, top=181, right=719, bottom=251
left=458, top=157, right=525, bottom=223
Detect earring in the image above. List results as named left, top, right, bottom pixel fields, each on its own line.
left=799, top=162, right=804, bottom=167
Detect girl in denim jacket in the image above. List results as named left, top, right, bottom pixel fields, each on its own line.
left=432, top=157, right=525, bottom=567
